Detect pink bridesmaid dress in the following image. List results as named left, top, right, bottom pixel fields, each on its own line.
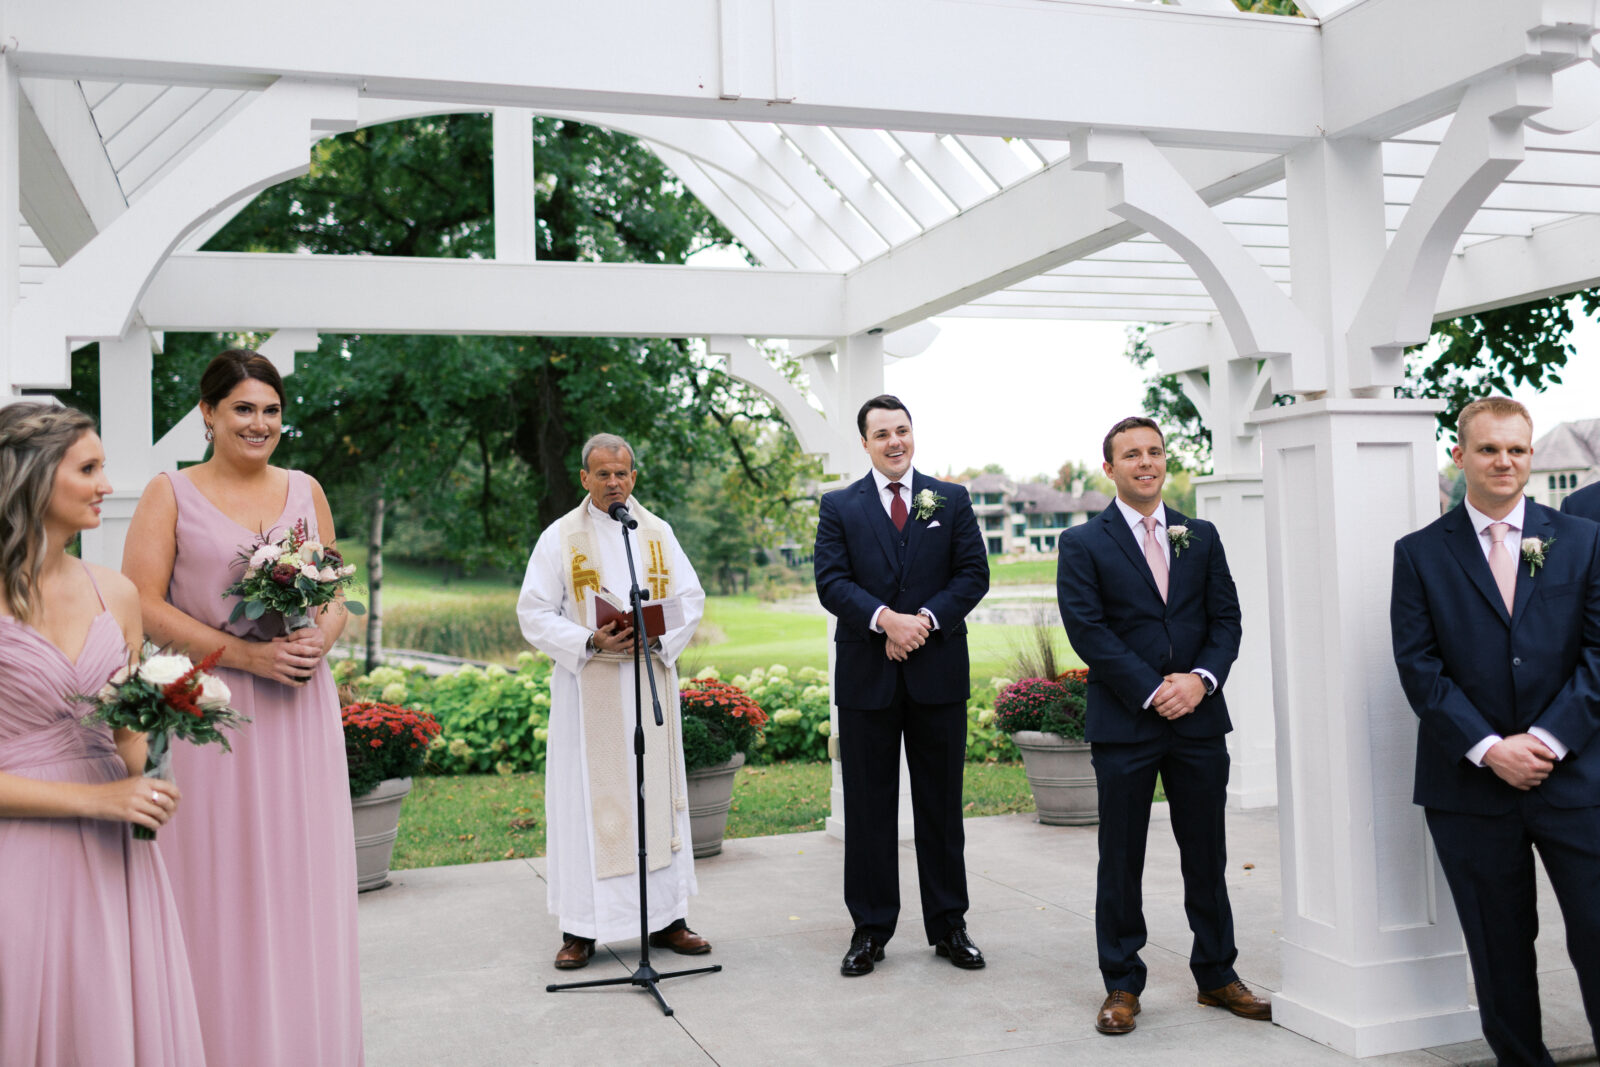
left=157, top=469, right=364, bottom=1065
left=0, top=567, right=206, bottom=1066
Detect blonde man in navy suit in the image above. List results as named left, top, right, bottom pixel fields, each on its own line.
left=1392, top=397, right=1600, bottom=1065
left=814, top=395, right=990, bottom=977
left=1057, top=416, right=1270, bottom=1035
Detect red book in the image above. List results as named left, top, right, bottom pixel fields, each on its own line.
left=594, top=592, right=667, bottom=639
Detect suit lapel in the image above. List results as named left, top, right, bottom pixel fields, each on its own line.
left=1162, top=505, right=1190, bottom=603
left=856, top=474, right=899, bottom=574
left=1441, top=506, right=1511, bottom=626
left=1100, top=504, right=1162, bottom=602
left=1510, top=503, right=1549, bottom=626
left=901, top=473, right=929, bottom=575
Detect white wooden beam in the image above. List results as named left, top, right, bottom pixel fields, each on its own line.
left=4, top=0, right=1323, bottom=149
left=140, top=252, right=845, bottom=338
left=843, top=148, right=1280, bottom=336
left=492, top=108, right=536, bottom=262
left=1434, top=212, right=1600, bottom=319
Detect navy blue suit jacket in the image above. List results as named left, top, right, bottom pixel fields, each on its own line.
left=1562, top=481, right=1600, bottom=523
left=814, top=471, right=989, bottom=710
left=1056, top=504, right=1241, bottom=744
left=1391, top=500, right=1600, bottom=814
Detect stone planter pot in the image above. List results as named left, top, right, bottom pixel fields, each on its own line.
left=1012, top=731, right=1097, bottom=826
left=685, top=751, right=745, bottom=857
left=352, top=776, right=412, bottom=892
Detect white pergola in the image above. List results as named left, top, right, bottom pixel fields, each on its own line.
left=5, top=0, right=1600, bottom=1054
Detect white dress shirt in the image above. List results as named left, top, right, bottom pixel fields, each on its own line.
left=1112, top=497, right=1217, bottom=707
left=1459, top=497, right=1568, bottom=765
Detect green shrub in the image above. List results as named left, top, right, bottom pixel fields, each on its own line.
left=377, top=594, right=526, bottom=660
left=727, top=664, right=832, bottom=763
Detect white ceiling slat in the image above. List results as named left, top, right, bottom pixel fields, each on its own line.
left=889, top=131, right=991, bottom=209
left=829, top=126, right=953, bottom=229
left=104, top=85, right=209, bottom=169
left=726, top=121, right=888, bottom=264
left=777, top=123, right=920, bottom=245
left=90, top=82, right=171, bottom=143
left=972, top=291, right=1219, bottom=313
left=944, top=305, right=1215, bottom=323
left=120, top=89, right=251, bottom=199
left=954, top=135, right=1036, bottom=188
left=1024, top=138, right=1072, bottom=165
left=648, top=144, right=808, bottom=270
left=1003, top=274, right=1214, bottom=298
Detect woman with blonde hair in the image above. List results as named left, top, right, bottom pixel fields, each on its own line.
left=0, top=401, right=204, bottom=1065
left=123, top=350, right=363, bottom=1065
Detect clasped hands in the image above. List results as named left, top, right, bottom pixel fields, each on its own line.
left=1483, top=733, right=1559, bottom=791
left=881, top=609, right=930, bottom=663
left=1151, top=672, right=1207, bottom=720
left=258, top=624, right=331, bottom=687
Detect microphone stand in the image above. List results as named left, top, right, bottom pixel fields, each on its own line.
left=545, top=507, right=720, bottom=1016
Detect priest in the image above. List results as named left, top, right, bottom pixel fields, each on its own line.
left=516, top=432, right=709, bottom=969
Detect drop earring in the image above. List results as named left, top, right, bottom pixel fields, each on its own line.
left=204, top=424, right=215, bottom=443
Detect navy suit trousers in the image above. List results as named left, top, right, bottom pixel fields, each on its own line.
left=1426, top=796, right=1600, bottom=1066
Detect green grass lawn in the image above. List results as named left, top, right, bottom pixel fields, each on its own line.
left=987, top=556, right=1059, bottom=585
left=392, top=761, right=1040, bottom=869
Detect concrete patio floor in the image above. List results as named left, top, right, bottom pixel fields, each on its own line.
left=358, top=806, right=1595, bottom=1066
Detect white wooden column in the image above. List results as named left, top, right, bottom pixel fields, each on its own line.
left=1149, top=320, right=1277, bottom=808
left=492, top=108, right=537, bottom=263
left=80, top=327, right=154, bottom=568
left=0, top=55, right=20, bottom=400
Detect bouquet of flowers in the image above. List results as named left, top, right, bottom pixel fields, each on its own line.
left=677, top=678, right=769, bottom=771
left=224, top=518, right=365, bottom=633
left=82, top=647, right=249, bottom=839
left=341, top=701, right=442, bottom=798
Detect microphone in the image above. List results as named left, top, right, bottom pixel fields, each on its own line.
left=607, top=501, right=638, bottom=528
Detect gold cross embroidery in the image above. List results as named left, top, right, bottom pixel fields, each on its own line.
left=570, top=548, right=600, bottom=604
left=645, top=538, right=671, bottom=600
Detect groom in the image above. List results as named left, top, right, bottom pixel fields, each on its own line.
left=1391, top=397, right=1600, bottom=1063
left=813, top=394, right=989, bottom=977
left=1056, top=416, right=1269, bottom=1035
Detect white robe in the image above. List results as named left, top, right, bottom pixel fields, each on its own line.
left=516, top=499, right=705, bottom=942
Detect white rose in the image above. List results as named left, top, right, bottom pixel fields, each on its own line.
left=301, top=563, right=321, bottom=581
left=138, top=653, right=193, bottom=687
left=96, top=665, right=132, bottom=702
left=250, top=543, right=283, bottom=567
left=319, top=567, right=339, bottom=582
left=1521, top=537, right=1542, bottom=556
left=339, top=564, right=356, bottom=578
left=196, top=672, right=232, bottom=711
left=301, top=540, right=323, bottom=557
left=1168, top=524, right=1188, bottom=537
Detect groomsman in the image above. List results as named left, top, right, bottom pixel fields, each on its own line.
left=1391, top=397, right=1600, bottom=1064
left=1057, top=416, right=1269, bottom=1035
left=813, top=395, right=990, bottom=977
left=1562, top=478, right=1600, bottom=522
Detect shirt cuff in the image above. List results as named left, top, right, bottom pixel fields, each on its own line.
left=870, top=605, right=888, bottom=633
left=1142, top=684, right=1162, bottom=710
left=1528, top=726, right=1569, bottom=761
left=1192, top=668, right=1218, bottom=695
left=919, top=607, right=939, bottom=630
left=1466, top=734, right=1503, bottom=768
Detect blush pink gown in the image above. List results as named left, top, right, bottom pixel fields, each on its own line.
left=0, top=576, right=206, bottom=1066
left=157, top=469, right=364, bottom=1065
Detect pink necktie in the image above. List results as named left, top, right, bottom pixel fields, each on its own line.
left=1488, top=521, right=1516, bottom=614
left=1142, top=515, right=1168, bottom=602
left=888, top=481, right=907, bottom=532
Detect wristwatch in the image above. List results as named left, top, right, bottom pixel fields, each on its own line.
left=585, top=633, right=597, bottom=653
left=1193, top=671, right=1217, bottom=696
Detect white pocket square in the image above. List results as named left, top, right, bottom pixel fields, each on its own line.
left=928, top=520, right=941, bottom=529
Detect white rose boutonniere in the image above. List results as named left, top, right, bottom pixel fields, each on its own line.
left=1521, top=536, right=1552, bottom=576
left=1167, top=524, right=1192, bottom=556
left=913, top=489, right=945, bottom=521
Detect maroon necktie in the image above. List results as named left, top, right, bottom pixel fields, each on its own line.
left=888, top=481, right=907, bottom=532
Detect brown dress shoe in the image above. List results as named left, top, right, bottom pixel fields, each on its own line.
left=554, top=936, right=595, bottom=969
left=1198, top=979, right=1272, bottom=1021
left=1096, top=990, right=1140, bottom=1034
left=647, top=926, right=711, bottom=955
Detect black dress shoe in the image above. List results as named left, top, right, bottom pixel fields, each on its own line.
left=840, top=929, right=886, bottom=977
left=933, top=926, right=986, bottom=969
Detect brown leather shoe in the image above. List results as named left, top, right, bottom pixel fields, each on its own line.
left=647, top=926, right=711, bottom=955
left=1095, top=990, right=1140, bottom=1034
left=1198, top=979, right=1272, bottom=1021
left=554, top=936, right=595, bottom=969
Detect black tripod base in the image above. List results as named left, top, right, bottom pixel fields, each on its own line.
left=546, top=962, right=723, bottom=1016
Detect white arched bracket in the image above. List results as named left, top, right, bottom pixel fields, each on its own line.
left=1070, top=128, right=1323, bottom=395
left=1346, top=70, right=1555, bottom=390
left=705, top=334, right=855, bottom=478
left=1148, top=318, right=1273, bottom=480
left=9, top=79, right=358, bottom=389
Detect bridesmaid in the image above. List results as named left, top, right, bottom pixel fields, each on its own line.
left=0, top=402, right=204, bottom=1066
left=123, top=351, right=364, bottom=1065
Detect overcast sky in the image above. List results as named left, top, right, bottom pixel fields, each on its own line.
left=878, top=306, right=1600, bottom=480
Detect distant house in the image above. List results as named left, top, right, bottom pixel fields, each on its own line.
left=963, top=471, right=1112, bottom=556
left=1531, top=418, right=1600, bottom=509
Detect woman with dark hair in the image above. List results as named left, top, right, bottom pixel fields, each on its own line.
left=123, top=351, right=363, bottom=1065
left=0, top=401, right=204, bottom=1066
